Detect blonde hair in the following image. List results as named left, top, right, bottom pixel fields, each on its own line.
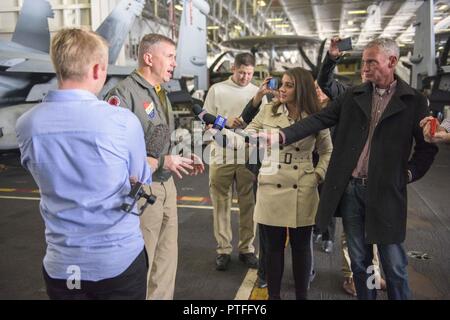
left=50, top=28, right=108, bottom=82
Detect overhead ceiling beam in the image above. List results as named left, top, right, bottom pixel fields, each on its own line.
left=381, top=1, right=424, bottom=41
left=310, top=0, right=325, bottom=40
left=278, top=0, right=300, bottom=35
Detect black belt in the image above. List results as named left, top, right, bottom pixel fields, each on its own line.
left=350, top=176, right=368, bottom=186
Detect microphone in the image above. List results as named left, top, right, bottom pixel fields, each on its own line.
left=192, top=104, right=258, bottom=145
left=144, top=122, right=171, bottom=159
left=193, top=104, right=229, bottom=130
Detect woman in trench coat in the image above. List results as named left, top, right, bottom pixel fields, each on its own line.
left=242, top=67, right=333, bottom=299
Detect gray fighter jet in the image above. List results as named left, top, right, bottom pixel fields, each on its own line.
left=0, top=0, right=145, bottom=150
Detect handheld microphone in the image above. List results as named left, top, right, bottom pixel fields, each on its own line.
left=193, top=104, right=229, bottom=130
left=192, top=104, right=258, bottom=145
left=145, top=122, right=171, bottom=158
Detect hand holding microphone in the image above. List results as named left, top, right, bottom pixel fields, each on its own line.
left=192, top=104, right=259, bottom=145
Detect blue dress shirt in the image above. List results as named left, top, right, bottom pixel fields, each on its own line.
left=16, top=89, right=151, bottom=281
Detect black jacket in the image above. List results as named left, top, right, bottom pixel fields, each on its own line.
left=317, top=53, right=348, bottom=100
left=281, top=77, right=438, bottom=244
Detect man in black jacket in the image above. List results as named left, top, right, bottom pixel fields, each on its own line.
left=316, top=38, right=349, bottom=101
left=317, top=37, right=386, bottom=296
left=259, top=38, right=438, bottom=300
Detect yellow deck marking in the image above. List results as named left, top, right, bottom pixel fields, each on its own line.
left=177, top=204, right=239, bottom=212
left=234, top=268, right=258, bottom=300
left=249, top=287, right=269, bottom=300
left=179, top=196, right=205, bottom=202
left=0, top=196, right=40, bottom=201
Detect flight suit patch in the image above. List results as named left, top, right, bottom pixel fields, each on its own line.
left=107, top=95, right=120, bottom=106
left=144, top=101, right=155, bottom=119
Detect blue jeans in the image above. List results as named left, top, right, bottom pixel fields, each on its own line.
left=340, top=179, right=412, bottom=300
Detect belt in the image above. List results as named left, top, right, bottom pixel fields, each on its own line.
left=279, top=152, right=311, bottom=164
left=350, top=176, right=368, bottom=186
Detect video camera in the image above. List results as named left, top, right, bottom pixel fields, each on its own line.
left=121, top=181, right=156, bottom=216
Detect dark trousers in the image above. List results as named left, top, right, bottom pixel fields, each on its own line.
left=260, top=224, right=313, bottom=300
left=340, top=179, right=412, bottom=300
left=314, top=181, right=336, bottom=242
left=257, top=223, right=267, bottom=281
left=314, top=217, right=336, bottom=241
left=43, top=249, right=148, bottom=300
left=252, top=178, right=267, bottom=282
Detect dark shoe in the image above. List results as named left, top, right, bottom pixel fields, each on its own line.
left=216, top=254, right=231, bottom=271
left=322, top=240, right=334, bottom=253
left=343, top=277, right=357, bottom=297
left=257, top=276, right=267, bottom=288
left=239, top=252, right=258, bottom=269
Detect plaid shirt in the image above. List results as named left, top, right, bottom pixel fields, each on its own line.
left=441, top=118, right=450, bottom=132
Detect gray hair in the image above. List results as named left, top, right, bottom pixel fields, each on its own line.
left=364, top=38, right=399, bottom=59
left=138, top=33, right=176, bottom=65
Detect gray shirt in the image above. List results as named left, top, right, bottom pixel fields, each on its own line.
left=106, top=70, right=175, bottom=182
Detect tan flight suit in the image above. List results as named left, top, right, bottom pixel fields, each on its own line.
left=106, top=71, right=178, bottom=300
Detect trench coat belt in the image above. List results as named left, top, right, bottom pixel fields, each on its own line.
left=279, top=152, right=312, bottom=164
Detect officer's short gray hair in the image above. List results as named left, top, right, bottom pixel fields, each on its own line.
left=364, top=38, right=399, bottom=59
left=138, top=33, right=176, bottom=57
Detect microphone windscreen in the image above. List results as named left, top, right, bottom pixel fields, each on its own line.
left=146, top=123, right=171, bottom=159
left=192, top=104, right=203, bottom=116
left=202, top=113, right=217, bottom=125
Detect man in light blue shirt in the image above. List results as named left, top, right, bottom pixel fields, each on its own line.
left=15, top=28, right=151, bottom=299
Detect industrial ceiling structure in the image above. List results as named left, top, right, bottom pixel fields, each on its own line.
left=143, top=0, right=450, bottom=50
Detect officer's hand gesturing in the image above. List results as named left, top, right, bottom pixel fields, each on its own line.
left=164, top=155, right=194, bottom=179
left=189, top=153, right=205, bottom=176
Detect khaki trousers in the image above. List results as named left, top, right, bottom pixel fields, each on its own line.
left=139, top=177, right=178, bottom=300
left=209, top=163, right=256, bottom=255
left=341, top=231, right=382, bottom=279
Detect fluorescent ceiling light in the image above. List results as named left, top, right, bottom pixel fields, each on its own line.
left=348, top=10, right=367, bottom=15
left=275, top=24, right=291, bottom=28
left=174, top=4, right=183, bottom=11
left=257, top=0, right=266, bottom=6
left=267, top=18, right=283, bottom=22
left=348, top=20, right=354, bottom=26
left=344, top=28, right=360, bottom=32
left=207, top=26, right=219, bottom=30
left=234, top=25, right=242, bottom=30
left=438, top=4, right=448, bottom=11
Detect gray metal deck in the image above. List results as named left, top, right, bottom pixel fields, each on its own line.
left=0, top=144, right=449, bottom=300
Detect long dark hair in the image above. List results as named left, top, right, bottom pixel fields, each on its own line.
left=272, top=67, right=321, bottom=119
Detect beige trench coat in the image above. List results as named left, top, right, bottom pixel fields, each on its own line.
left=245, top=103, right=333, bottom=228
